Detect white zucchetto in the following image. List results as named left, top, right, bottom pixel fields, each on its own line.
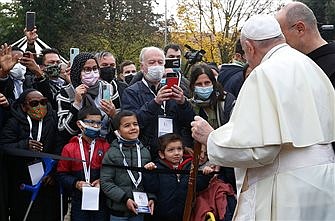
left=241, top=14, right=283, bottom=40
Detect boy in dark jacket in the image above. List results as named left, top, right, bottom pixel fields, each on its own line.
left=57, top=105, right=110, bottom=221
left=144, top=133, right=210, bottom=221
left=100, top=110, right=155, bottom=221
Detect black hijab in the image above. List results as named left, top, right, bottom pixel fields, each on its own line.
left=70, top=52, right=100, bottom=106
left=70, top=52, right=99, bottom=88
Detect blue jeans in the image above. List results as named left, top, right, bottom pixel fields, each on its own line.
left=110, top=214, right=144, bottom=221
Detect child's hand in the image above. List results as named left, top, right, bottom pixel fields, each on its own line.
left=148, top=199, right=155, bottom=215
left=75, top=181, right=91, bottom=191
left=91, top=179, right=100, bottom=187
left=144, top=162, right=157, bottom=170
left=126, top=198, right=138, bottom=214
left=202, top=165, right=214, bottom=175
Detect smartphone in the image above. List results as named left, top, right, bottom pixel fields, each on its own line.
left=69, top=48, right=80, bottom=67
left=102, top=84, right=111, bottom=101
left=23, top=52, right=30, bottom=58
left=25, top=12, right=36, bottom=31
left=164, top=58, right=181, bottom=69
left=166, top=72, right=179, bottom=89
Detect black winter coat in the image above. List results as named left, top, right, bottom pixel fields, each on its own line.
left=0, top=101, right=60, bottom=221
left=143, top=157, right=210, bottom=221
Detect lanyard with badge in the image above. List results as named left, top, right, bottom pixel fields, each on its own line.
left=119, top=143, right=142, bottom=188
left=142, top=78, right=173, bottom=137
left=78, top=135, right=96, bottom=184
left=27, top=116, right=43, bottom=142
left=27, top=116, right=45, bottom=186
left=79, top=135, right=100, bottom=210
left=119, top=142, right=150, bottom=213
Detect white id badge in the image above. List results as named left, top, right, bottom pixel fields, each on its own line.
left=158, top=116, right=173, bottom=137
left=133, top=191, right=150, bottom=213
left=28, top=161, right=44, bottom=185
left=81, top=186, right=99, bottom=211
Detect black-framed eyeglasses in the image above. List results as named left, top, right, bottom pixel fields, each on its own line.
left=82, top=66, right=99, bottom=74
left=290, top=23, right=297, bottom=29
left=82, top=119, right=103, bottom=127
left=26, top=98, right=48, bottom=107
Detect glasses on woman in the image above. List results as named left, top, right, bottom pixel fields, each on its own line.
left=82, top=119, right=103, bottom=127
left=26, top=98, right=48, bottom=107
left=82, top=66, right=99, bottom=74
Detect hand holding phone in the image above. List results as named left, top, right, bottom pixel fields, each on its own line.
left=166, top=77, right=179, bottom=89
left=23, top=52, right=30, bottom=58
left=165, top=72, right=179, bottom=89
left=25, top=12, right=36, bottom=32
left=69, top=48, right=80, bottom=67
left=102, top=85, right=111, bottom=101
left=165, top=58, right=181, bottom=69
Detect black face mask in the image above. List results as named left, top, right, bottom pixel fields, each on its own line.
left=100, top=67, right=116, bottom=82
left=124, top=74, right=134, bottom=84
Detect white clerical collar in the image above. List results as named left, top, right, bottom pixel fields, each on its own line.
left=261, top=43, right=288, bottom=63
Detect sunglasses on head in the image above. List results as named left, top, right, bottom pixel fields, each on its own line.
left=27, top=98, right=48, bottom=107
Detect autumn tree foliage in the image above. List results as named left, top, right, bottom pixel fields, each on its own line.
left=172, top=0, right=283, bottom=64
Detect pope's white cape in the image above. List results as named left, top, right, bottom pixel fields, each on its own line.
left=208, top=43, right=335, bottom=153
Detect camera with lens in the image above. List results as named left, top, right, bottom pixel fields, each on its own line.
left=184, top=44, right=206, bottom=65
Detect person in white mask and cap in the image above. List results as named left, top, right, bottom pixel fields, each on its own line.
left=191, top=14, right=335, bottom=220
left=121, top=46, right=195, bottom=159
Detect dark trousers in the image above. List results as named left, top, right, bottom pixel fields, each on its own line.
left=71, top=198, right=107, bottom=221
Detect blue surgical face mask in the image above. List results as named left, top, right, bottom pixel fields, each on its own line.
left=194, top=85, right=213, bottom=100
left=146, top=65, right=165, bottom=82
left=79, top=121, right=101, bottom=139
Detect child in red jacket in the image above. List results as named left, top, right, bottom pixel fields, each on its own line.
left=57, top=105, right=110, bottom=221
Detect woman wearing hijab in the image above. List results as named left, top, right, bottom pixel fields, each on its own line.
left=56, top=52, right=116, bottom=146
left=0, top=89, right=60, bottom=221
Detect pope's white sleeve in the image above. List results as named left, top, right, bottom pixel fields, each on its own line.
left=207, top=132, right=281, bottom=168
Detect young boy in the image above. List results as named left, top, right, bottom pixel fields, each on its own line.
left=100, top=110, right=155, bottom=221
left=143, top=133, right=210, bottom=221
left=57, top=105, right=110, bottom=221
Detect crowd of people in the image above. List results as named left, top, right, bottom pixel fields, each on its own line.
left=0, top=1, right=334, bottom=221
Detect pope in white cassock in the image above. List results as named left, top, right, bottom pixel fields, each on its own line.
left=191, top=14, right=335, bottom=220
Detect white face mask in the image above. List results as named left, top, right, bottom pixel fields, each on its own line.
left=145, top=65, right=165, bottom=82
left=10, top=63, right=26, bottom=80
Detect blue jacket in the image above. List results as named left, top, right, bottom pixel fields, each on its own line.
left=217, top=64, right=244, bottom=98
left=121, top=81, right=195, bottom=158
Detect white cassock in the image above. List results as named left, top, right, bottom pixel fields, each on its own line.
left=207, top=43, right=335, bottom=220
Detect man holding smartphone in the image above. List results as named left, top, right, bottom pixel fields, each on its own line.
left=19, top=32, right=66, bottom=110
left=121, top=46, right=195, bottom=159
left=94, top=51, right=127, bottom=110
left=164, top=44, right=191, bottom=98
left=127, top=44, right=191, bottom=98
